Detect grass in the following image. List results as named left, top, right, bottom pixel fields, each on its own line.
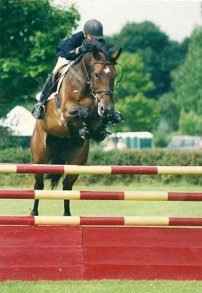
left=0, top=280, right=202, bottom=293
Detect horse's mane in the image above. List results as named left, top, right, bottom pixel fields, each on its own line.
left=82, top=39, right=116, bottom=63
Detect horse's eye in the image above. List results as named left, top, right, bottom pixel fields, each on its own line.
left=94, top=72, right=99, bottom=78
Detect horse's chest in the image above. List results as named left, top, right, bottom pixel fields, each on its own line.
left=43, top=107, right=69, bottom=137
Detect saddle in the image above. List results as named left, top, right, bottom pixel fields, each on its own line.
left=51, top=61, right=87, bottom=107
left=35, top=63, right=72, bottom=103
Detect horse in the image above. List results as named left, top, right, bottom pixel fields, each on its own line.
left=30, top=40, right=122, bottom=216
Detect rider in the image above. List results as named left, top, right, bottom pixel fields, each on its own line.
left=32, top=19, right=123, bottom=123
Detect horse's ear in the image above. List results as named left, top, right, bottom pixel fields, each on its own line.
left=112, top=48, right=122, bottom=61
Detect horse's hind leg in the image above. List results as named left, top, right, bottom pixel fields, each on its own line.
left=62, top=175, right=79, bottom=216
left=31, top=200, right=39, bottom=216
left=30, top=122, right=49, bottom=216
left=31, top=174, right=44, bottom=216
left=64, top=200, right=70, bottom=216
left=62, top=138, right=89, bottom=216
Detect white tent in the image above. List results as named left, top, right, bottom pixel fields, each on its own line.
left=0, top=106, right=35, bottom=136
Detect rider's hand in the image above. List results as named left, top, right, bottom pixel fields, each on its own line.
left=75, top=47, right=81, bottom=55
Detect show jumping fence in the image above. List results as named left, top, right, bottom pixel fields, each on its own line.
left=0, top=163, right=202, bottom=174
left=0, top=163, right=202, bottom=281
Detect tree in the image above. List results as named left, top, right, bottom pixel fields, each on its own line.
left=159, top=92, right=180, bottom=131
left=112, top=52, right=159, bottom=132
left=173, top=27, right=202, bottom=115
left=157, top=27, right=202, bottom=135
left=179, top=111, right=202, bottom=135
left=0, top=0, right=79, bottom=116
left=114, top=52, right=154, bottom=100
left=160, top=27, right=202, bottom=135
left=113, top=94, right=160, bottom=132
left=109, top=21, right=188, bottom=98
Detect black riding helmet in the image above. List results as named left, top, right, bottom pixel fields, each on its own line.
left=84, top=19, right=103, bottom=39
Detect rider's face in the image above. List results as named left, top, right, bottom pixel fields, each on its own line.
left=86, top=34, right=93, bottom=41
left=86, top=34, right=101, bottom=42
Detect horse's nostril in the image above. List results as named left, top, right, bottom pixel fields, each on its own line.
left=100, top=107, right=107, bottom=116
left=69, top=109, right=78, bottom=115
left=98, top=106, right=112, bottom=119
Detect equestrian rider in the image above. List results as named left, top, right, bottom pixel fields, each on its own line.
left=32, top=19, right=123, bottom=124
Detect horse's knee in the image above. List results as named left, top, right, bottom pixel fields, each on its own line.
left=93, top=129, right=108, bottom=141
left=78, top=107, right=90, bottom=120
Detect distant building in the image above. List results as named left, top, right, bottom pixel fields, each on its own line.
left=0, top=106, right=35, bottom=136
left=0, top=106, right=35, bottom=148
left=167, top=135, right=202, bottom=150
left=105, top=132, right=154, bottom=150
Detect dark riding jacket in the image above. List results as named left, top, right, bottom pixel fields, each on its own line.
left=56, top=31, right=105, bottom=61
left=56, top=31, right=85, bottom=60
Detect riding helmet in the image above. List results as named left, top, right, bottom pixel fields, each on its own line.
left=84, top=19, right=103, bottom=39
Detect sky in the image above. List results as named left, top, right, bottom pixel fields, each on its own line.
left=52, top=0, right=202, bottom=42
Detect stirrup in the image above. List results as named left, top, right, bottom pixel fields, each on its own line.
left=32, top=103, right=45, bottom=119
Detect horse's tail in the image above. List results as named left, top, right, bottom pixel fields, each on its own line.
left=46, top=159, right=64, bottom=189
left=49, top=173, right=62, bottom=189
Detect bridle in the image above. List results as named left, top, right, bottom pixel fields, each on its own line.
left=69, top=53, right=122, bottom=104
left=82, top=57, right=114, bottom=103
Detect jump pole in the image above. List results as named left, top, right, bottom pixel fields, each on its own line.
left=0, top=189, right=202, bottom=201
left=0, top=163, right=202, bottom=174
left=1, top=215, right=202, bottom=226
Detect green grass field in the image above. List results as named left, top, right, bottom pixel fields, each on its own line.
left=0, top=182, right=202, bottom=292
left=1, top=280, right=202, bottom=293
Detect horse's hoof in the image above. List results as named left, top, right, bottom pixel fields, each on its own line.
left=30, top=210, right=39, bottom=216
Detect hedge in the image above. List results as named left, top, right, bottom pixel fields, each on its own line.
left=0, top=147, right=201, bottom=185
left=85, top=148, right=202, bottom=185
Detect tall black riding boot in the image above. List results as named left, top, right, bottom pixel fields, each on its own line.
left=32, top=73, right=53, bottom=119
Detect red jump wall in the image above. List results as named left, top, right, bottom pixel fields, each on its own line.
left=0, top=226, right=202, bottom=281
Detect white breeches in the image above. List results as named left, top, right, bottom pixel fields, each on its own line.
left=53, top=57, right=70, bottom=74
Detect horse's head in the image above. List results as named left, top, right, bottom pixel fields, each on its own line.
left=82, top=40, right=122, bottom=120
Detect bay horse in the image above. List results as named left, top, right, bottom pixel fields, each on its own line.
left=31, top=40, right=122, bottom=216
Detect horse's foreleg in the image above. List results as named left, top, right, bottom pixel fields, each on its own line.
left=31, top=174, right=44, bottom=216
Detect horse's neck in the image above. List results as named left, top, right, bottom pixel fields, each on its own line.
left=62, top=59, right=90, bottom=99
left=59, top=58, right=96, bottom=115
left=71, top=60, right=89, bottom=88
left=70, top=69, right=85, bottom=86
